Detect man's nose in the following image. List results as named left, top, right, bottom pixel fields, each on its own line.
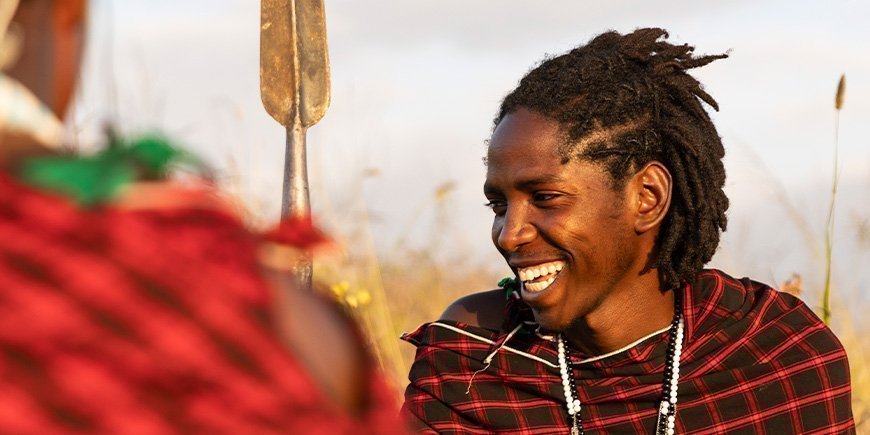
left=495, top=205, right=536, bottom=252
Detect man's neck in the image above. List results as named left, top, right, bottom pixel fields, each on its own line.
left=564, top=273, right=675, bottom=356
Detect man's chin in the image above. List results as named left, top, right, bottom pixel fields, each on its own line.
left=531, top=309, right=569, bottom=334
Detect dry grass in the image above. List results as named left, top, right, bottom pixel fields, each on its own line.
left=311, top=185, right=502, bottom=392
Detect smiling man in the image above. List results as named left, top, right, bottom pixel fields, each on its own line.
left=401, top=28, right=855, bottom=434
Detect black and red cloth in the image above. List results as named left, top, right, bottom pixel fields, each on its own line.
left=402, top=269, right=855, bottom=434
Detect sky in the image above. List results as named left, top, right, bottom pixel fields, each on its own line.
left=71, top=0, right=869, bottom=313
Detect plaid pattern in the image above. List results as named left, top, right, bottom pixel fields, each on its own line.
left=0, top=173, right=402, bottom=434
left=402, top=269, right=855, bottom=434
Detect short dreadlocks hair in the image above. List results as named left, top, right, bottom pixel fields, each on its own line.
left=495, top=28, right=729, bottom=290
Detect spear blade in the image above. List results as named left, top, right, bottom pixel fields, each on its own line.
left=260, top=0, right=330, bottom=128
left=259, top=0, right=330, bottom=289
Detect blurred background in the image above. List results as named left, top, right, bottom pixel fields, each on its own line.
left=69, top=0, right=867, bottom=424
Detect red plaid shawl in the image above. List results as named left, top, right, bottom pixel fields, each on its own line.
left=402, top=269, right=854, bottom=434
left=0, top=173, right=402, bottom=434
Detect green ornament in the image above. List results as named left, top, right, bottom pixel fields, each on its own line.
left=19, top=133, right=204, bottom=206
left=499, top=277, right=520, bottom=300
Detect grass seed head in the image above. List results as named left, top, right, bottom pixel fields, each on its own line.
left=835, top=74, right=846, bottom=110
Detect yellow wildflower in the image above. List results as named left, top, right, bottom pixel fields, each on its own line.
left=330, top=281, right=350, bottom=299
left=356, top=289, right=372, bottom=306
left=345, top=294, right=359, bottom=308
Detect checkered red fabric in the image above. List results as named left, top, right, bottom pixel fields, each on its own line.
left=0, top=173, right=402, bottom=434
left=402, top=269, right=855, bottom=434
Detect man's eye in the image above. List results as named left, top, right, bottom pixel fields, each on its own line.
left=484, top=200, right=506, bottom=213
left=533, top=193, right=559, bottom=202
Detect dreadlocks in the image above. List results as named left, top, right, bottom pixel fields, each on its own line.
left=495, top=27, right=729, bottom=289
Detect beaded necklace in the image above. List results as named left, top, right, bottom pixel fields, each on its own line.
left=556, top=294, right=684, bottom=435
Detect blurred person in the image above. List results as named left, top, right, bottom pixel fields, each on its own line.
left=0, top=0, right=404, bottom=433
left=402, top=28, right=855, bottom=434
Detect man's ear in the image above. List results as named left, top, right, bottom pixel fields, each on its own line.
left=632, top=161, right=671, bottom=234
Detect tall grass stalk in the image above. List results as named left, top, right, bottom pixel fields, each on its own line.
left=347, top=175, right=408, bottom=382
left=822, top=74, right=845, bottom=325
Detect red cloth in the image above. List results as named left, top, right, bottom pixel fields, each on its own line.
left=402, top=269, right=855, bottom=434
left=0, top=173, right=404, bottom=434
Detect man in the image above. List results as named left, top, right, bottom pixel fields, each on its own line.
left=402, top=28, right=854, bottom=434
left=0, top=1, right=403, bottom=432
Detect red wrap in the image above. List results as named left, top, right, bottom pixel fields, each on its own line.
left=402, top=269, right=855, bottom=434
left=0, top=173, right=404, bottom=434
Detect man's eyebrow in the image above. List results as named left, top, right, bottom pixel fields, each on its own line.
left=484, top=175, right=566, bottom=194
left=515, top=175, right=565, bottom=189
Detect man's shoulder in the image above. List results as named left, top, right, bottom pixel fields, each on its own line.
left=695, top=268, right=819, bottom=321
left=693, top=269, right=822, bottom=325
left=439, top=289, right=508, bottom=331
left=693, top=269, right=847, bottom=359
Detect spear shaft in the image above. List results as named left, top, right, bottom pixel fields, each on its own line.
left=283, top=124, right=312, bottom=287
left=283, top=124, right=309, bottom=218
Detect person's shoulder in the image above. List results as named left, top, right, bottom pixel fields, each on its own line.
left=694, top=268, right=807, bottom=311
left=696, top=269, right=819, bottom=320
left=439, top=289, right=508, bottom=331
left=696, top=269, right=847, bottom=353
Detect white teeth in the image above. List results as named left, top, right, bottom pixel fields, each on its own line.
left=516, top=261, right=565, bottom=288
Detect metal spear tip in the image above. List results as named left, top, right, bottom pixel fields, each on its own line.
left=260, top=0, right=331, bottom=128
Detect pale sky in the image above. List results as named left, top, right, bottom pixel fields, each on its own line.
left=72, top=0, right=869, bottom=313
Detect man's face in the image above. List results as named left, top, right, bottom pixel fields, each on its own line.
left=484, top=108, right=646, bottom=332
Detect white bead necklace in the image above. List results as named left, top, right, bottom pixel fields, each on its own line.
left=557, top=314, right=684, bottom=435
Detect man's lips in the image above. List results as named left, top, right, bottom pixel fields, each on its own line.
left=515, top=260, right=565, bottom=292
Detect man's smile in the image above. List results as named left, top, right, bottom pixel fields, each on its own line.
left=517, top=260, right=565, bottom=292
